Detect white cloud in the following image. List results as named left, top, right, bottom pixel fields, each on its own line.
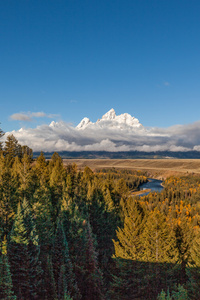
left=31, top=112, right=46, bottom=118
left=5, top=110, right=200, bottom=152
left=9, top=111, right=60, bottom=122
left=10, top=113, right=32, bottom=121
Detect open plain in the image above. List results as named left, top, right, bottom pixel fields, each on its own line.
left=63, top=159, right=200, bottom=179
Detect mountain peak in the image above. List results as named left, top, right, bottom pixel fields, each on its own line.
left=102, top=108, right=116, bottom=120
left=76, top=108, right=143, bottom=130
left=76, top=117, right=92, bottom=129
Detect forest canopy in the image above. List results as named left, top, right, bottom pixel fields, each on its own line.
left=0, top=131, right=200, bottom=299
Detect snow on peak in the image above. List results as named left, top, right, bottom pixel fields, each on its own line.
left=49, top=121, right=57, bottom=128
left=76, top=117, right=92, bottom=129
left=116, top=113, right=141, bottom=128
left=102, top=108, right=116, bottom=120
left=76, top=109, right=143, bottom=130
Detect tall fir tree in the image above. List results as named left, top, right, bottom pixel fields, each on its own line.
left=113, top=199, right=146, bottom=261
left=0, top=168, right=16, bottom=238
left=33, top=151, right=49, bottom=186
left=81, top=222, right=105, bottom=300
left=0, top=253, right=16, bottom=300
left=52, top=217, right=81, bottom=300
left=8, top=199, right=42, bottom=299
left=4, top=134, right=22, bottom=166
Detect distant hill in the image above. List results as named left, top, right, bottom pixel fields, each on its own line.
left=33, top=150, right=200, bottom=159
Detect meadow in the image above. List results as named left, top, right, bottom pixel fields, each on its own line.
left=63, top=158, right=200, bottom=179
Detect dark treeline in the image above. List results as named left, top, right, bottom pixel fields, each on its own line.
left=1, top=132, right=200, bottom=299
left=33, top=150, right=200, bottom=159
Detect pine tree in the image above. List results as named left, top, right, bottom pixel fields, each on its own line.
left=32, top=185, right=53, bottom=252
left=142, top=208, right=178, bottom=263
left=49, top=152, right=66, bottom=221
left=52, top=217, right=81, bottom=300
left=21, top=145, right=33, bottom=159
left=0, top=253, right=16, bottom=300
left=174, top=217, right=195, bottom=285
left=141, top=208, right=179, bottom=297
left=172, top=284, right=189, bottom=299
left=33, top=151, right=49, bottom=186
left=87, top=184, right=119, bottom=285
left=113, top=199, right=146, bottom=260
left=8, top=199, right=42, bottom=299
left=81, top=222, right=105, bottom=300
left=0, top=168, right=16, bottom=238
left=157, top=289, right=172, bottom=300
left=17, top=153, right=35, bottom=201
left=4, top=134, right=21, bottom=166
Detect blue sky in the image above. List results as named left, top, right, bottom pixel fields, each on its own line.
left=1, top=0, right=200, bottom=133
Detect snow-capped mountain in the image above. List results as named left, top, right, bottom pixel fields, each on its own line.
left=76, top=117, right=92, bottom=129
left=7, top=107, right=198, bottom=153
left=76, top=108, right=143, bottom=130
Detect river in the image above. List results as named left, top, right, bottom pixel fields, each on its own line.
left=139, top=178, right=164, bottom=196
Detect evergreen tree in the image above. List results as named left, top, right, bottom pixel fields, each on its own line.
left=17, top=153, right=35, bottom=201
left=142, top=208, right=178, bottom=263
left=49, top=152, right=66, bottom=221
left=172, top=284, right=189, bottom=299
left=52, top=217, right=81, bottom=300
left=0, top=253, right=16, bottom=300
left=32, top=185, right=53, bottom=251
left=34, top=151, right=49, bottom=186
left=8, top=199, right=42, bottom=299
left=4, top=134, right=21, bottom=166
left=174, top=217, right=195, bottom=285
left=21, top=145, right=33, bottom=159
left=87, top=184, right=119, bottom=286
left=0, top=168, right=16, bottom=238
left=141, top=208, right=179, bottom=297
left=157, top=289, right=172, bottom=300
left=113, top=199, right=146, bottom=260
left=32, top=186, right=55, bottom=298
left=81, top=222, right=104, bottom=300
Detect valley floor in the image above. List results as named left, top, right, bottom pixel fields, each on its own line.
left=63, top=158, right=200, bottom=179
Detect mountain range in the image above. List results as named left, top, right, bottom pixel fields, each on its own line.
left=4, top=108, right=200, bottom=154
left=76, top=108, right=143, bottom=130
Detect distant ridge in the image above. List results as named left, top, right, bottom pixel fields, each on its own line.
left=33, top=150, right=200, bottom=159
left=6, top=108, right=200, bottom=153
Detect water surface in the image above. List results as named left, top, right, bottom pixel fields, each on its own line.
left=139, top=178, right=163, bottom=196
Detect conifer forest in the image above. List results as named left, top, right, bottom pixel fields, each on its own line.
left=1, top=132, right=200, bottom=299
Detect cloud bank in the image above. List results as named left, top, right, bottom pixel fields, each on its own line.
left=4, top=109, right=200, bottom=152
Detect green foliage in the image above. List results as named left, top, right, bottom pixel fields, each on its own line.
left=81, top=222, right=105, bottom=300
left=157, top=289, right=172, bottom=299
left=52, top=218, right=81, bottom=300
left=0, top=254, right=16, bottom=300
left=8, top=199, right=42, bottom=299
left=0, top=169, right=16, bottom=238
left=2, top=146, right=200, bottom=299
left=172, top=284, right=189, bottom=299
left=157, top=284, right=189, bottom=300
left=4, top=134, right=21, bottom=166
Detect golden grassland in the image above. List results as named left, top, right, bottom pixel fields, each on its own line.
left=63, top=159, right=200, bottom=179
